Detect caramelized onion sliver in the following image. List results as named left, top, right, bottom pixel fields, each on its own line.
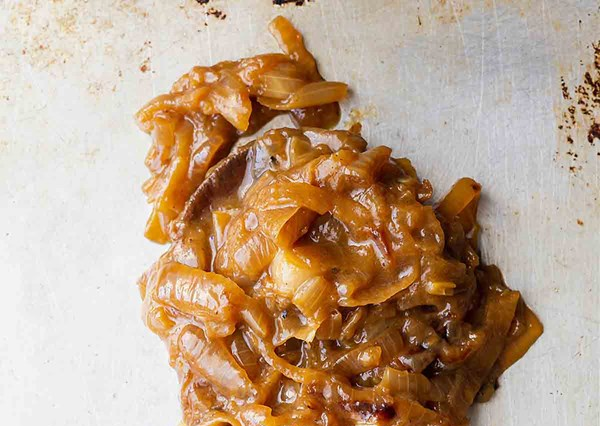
left=257, top=82, right=348, bottom=111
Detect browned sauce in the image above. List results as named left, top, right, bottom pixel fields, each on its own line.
left=135, top=16, right=542, bottom=426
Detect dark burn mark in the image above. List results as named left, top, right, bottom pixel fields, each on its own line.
left=195, top=0, right=209, bottom=4
left=556, top=41, right=600, bottom=172
left=560, top=77, right=570, bottom=100
left=206, top=7, right=226, bottom=20
left=566, top=150, right=579, bottom=159
left=273, top=0, right=313, bottom=5
left=588, top=122, right=600, bottom=144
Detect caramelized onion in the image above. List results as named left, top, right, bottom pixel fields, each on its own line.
left=257, top=82, right=348, bottom=110
left=179, top=326, right=256, bottom=400
left=135, top=16, right=542, bottom=426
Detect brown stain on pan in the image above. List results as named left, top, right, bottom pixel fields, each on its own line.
left=556, top=42, right=600, bottom=175
left=428, top=0, right=536, bottom=25
left=206, top=7, right=227, bottom=20
left=431, top=0, right=473, bottom=24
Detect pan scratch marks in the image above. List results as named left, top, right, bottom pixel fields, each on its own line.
left=491, top=0, right=505, bottom=79
left=475, top=8, right=486, bottom=150
left=205, top=13, right=214, bottom=65
left=319, top=1, right=338, bottom=79
left=449, top=0, right=472, bottom=70
left=562, top=337, right=600, bottom=369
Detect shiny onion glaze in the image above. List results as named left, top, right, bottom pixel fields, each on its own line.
left=135, top=16, right=542, bottom=426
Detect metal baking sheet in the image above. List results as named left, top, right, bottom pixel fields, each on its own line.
left=0, top=1, right=598, bottom=425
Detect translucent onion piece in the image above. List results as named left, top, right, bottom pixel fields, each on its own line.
left=244, top=329, right=326, bottom=385
left=260, top=206, right=317, bottom=249
left=374, top=329, right=407, bottom=364
left=431, top=273, right=520, bottom=421
left=246, top=332, right=393, bottom=410
left=135, top=87, right=209, bottom=132
left=334, top=345, right=382, bottom=375
left=396, top=350, right=437, bottom=373
left=392, top=399, right=453, bottom=426
left=380, top=368, right=444, bottom=402
left=208, top=72, right=252, bottom=131
left=273, top=310, right=320, bottom=344
left=435, top=177, right=481, bottom=233
left=215, top=219, right=278, bottom=286
left=144, top=305, right=175, bottom=339
left=240, top=300, right=273, bottom=339
left=154, top=262, right=246, bottom=338
left=180, top=374, right=219, bottom=425
left=496, top=305, right=543, bottom=372
left=292, top=276, right=335, bottom=322
left=144, top=113, right=178, bottom=174
left=257, top=82, right=348, bottom=111
left=144, top=208, right=171, bottom=244
left=259, top=70, right=306, bottom=100
left=212, top=210, right=232, bottom=247
left=340, top=307, right=366, bottom=340
left=339, top=258, right=420, bottom=307
left=303, top=128, right=368, bottom=152
left=268, top=15, right=321, bottom=81
left=179, top=326, right=256, bottom=400
left=289, top=103, right=342, bottom=129
left=193, top=412, right=240, bottom=426
left=231, top=331, right=261, bottom=380
left=254, top=369, right=283, bottom=406
left=144, top=120, right=195, bottom=243
left=426, top=281, right=457, bottom=296
left=269, top=250, right=317, bottom=298
left=346, top=146, right=392, bottom=183
left=316, top=310, right=342, bottom=340
left=257, top=181, right=334, bottom=215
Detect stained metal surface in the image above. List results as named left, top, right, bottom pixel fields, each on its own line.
left=0, top=1, right=598, bottom=425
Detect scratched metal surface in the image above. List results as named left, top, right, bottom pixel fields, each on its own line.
left=0, top=1, right=598, bottom=425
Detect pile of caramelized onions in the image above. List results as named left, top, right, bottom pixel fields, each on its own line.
left=135, top=16, right=542, bottom=426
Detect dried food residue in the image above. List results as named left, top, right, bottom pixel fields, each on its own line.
left=140, top=58, right=150, bottom=73
left=345, top=105, right=378, bottom=129
left=576, top=219, right=584, bottom=226
left=556, top=42, right=600, bottom=174
left=560, top=77, right=570, bottom=100
left=589, top=122, right=600, bottom=144
left=431, top=0, right=472, bottom=24
left=559, top=42, right=599, bottom=146
left=273, top=0, right=313, bottom=5
left=193, top=1, right=225, bottom=20
left=206, top=7, right=226, bottom=20
left=138, top=40, right=152, bottom=74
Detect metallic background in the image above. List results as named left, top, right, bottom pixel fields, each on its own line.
left=0, top=1, right=598, bottom=425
